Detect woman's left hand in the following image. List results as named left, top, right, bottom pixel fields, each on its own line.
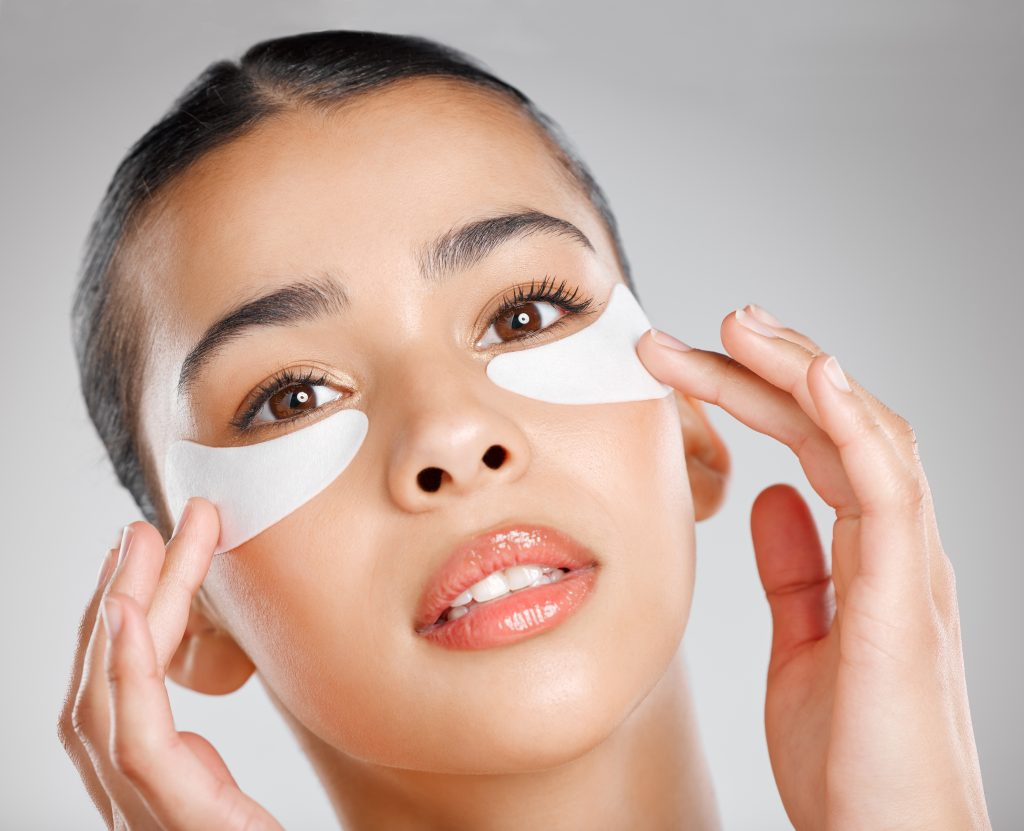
left=636, top=305, right=991, bottom=830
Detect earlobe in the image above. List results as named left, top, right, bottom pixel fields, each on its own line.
left=674, top=391, right=731, bottom=521
left=166, top=600, right=256, bottom=695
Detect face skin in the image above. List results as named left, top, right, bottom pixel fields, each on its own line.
left=124, top=77, right=730, bottom=827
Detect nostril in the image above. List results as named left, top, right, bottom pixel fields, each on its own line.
left=417, top=467, right=443, bottom=492
left=482, top=445, right=506, bottom=469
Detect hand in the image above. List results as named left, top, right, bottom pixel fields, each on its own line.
left=57, top=498, right=283, bottom=830
left=637, top=306, right=991, bottom=830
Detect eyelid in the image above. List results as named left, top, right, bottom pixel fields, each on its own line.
left=232, top=365, right=348, bottom=433
left=476, top=298, right=567, bottom=348
left=252, top=383, right=342, bottom=424
left=475, top=275, right=596, bottom=348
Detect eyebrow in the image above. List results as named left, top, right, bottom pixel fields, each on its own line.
left=176, top=209, right=595, bottom=397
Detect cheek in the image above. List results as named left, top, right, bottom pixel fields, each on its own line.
left=202, top=506, right=398, bottom=750
left=567, top=395, right=695, bottom=682
left=203, top=397, right=696, bottom=775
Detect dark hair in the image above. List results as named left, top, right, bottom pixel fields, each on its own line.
left=72, top=29, right=635, bottom=528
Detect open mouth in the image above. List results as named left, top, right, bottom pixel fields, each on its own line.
left=432, top=564, right=574, bottom=626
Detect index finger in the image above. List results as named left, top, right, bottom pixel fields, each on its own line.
left=637, top=330, right=859, bottom=513
left=146, top=497, right=220, bottom=671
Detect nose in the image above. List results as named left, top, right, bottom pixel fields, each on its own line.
left=385, top=362, right=531, bottom=513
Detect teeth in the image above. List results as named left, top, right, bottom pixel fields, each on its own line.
left=442, top=563, right=570, bottom=622
left=469, top=572, right=511, bottom=603
left=505, top=564, right=544, bottom=590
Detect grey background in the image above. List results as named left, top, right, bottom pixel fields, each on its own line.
left=1, top=1, right=1021, bottom=828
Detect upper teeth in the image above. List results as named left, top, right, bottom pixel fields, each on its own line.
left=443, top=563, right=567, bottom=622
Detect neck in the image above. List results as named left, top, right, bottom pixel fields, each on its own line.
left=267, top=646, right=719, bottom=830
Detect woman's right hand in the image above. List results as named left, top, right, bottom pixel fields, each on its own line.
left=57, top=498, right=283, bottom=830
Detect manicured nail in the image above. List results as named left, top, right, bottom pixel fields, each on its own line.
left=650, top=328, right=692, bottom=351
left=824, top=355, right=851, bottom=392
left=102, top=596, right=124, bottom=640
left=95, top=547, right=117, bottom=589
left=735, top=307, right=778, bottom=338
left=116, top=525, right=134, bottom=567
left=747, top=304, right=783, bottom=327
left=172, top=498, right=192, bottom=540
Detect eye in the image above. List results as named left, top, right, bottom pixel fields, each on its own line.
left=252, top=381, right=342, bottom=424
left=477, top=299, right=565, bottom=348
left=476, top=276, right=596, bottom=349
left=232, top=368, right=347, bottom=432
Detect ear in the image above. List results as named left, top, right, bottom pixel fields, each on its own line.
left=673, top=391, right=730, bottom=521
left=166, top=594, right=255, bottom=695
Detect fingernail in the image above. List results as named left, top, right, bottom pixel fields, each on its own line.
left=116, top=525, right=134, bottom=567
left=650, top=327, right=692, bottom=351
left=102, top=596, right=124, bottom=640
left=824, top=355, right=851, bottom=392
left=735, top=307, right=778, bottom=338
left=747, top=304, right=783, bottom=327
left=171, top=498, right=192, bottom=540
left=95, top=547, right=117, bottom=589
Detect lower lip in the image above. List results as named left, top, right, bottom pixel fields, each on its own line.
left=418, top=565, right=599, bottom=650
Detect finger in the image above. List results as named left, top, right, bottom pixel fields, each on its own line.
left=639, top=330, right=860, bottom=513
left=103, top=592, right=277, bottom=829
left=147, top=497, right=220, bottom=671
left=722, top=306, right=920, bottom=473
left=60, top=540, right=121, bottom=827
left=647, top=327, right=937, bottom=605
left=751, top=484, right=835, bottom=673
left=179, top=732, right=240, bottom=787
left=805, top=353, right=932, bottom=604
left=75, top=525, right=167, bottom=750
left=722, top=307, right=947, bottom=587
left=73, top=523, right=169, bottom=813
left=743, top=304, right=825, bottom=355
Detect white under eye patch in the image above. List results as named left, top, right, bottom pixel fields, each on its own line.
left=486, top=282, right=674, bottom=404
left=165, top=282, right=672, bottom=553
left=164, top=409, right=368, bottom=555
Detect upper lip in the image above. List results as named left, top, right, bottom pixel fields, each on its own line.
left=413, top=521, right=598, bottom=631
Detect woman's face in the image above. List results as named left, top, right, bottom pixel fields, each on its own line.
left=133, top=78, right=695, bottom=772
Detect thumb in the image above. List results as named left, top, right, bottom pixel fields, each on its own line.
left=751, top=484, right=834, bottom=672
left=179, top=732, right=239, bottom=787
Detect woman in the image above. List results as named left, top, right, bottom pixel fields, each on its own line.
left=57, top=30, right=991, bottom=829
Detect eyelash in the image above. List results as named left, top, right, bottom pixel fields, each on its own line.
left=233, top=275, right=595, bottom=432
left=232, top=367, right=334, bottom=432
left=486, top=274, right=595, bottom=344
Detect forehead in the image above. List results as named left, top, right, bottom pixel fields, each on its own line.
left=138, top=77, right=597, bottom=331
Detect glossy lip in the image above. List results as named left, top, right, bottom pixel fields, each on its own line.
left=413, top=522, right=599, bottom=634
left=420, top=566, right=599, bottom=650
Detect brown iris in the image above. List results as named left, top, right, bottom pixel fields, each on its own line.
left=266, top=383, right=319, bottom=420
left=494, top=301, right=544, bottom=341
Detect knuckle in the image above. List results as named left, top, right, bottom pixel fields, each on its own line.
left=719, top=354, right=755, bottom=398
left=110, top=735, right=148, bottom=780
left=935, top=553, right=959, bottom=602
left=57, top=711, right=76, bottom=754
left=892, top=473, right=927, bottom=509
left=70, top=694, right=96, bottom=742
left=899, top=418, right=920, bottom=452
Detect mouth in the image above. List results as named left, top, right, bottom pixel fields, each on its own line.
left=414, top=523, right=600, bottom=650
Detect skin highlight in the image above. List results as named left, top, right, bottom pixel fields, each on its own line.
left=123, top=77, right=727, bottom=828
